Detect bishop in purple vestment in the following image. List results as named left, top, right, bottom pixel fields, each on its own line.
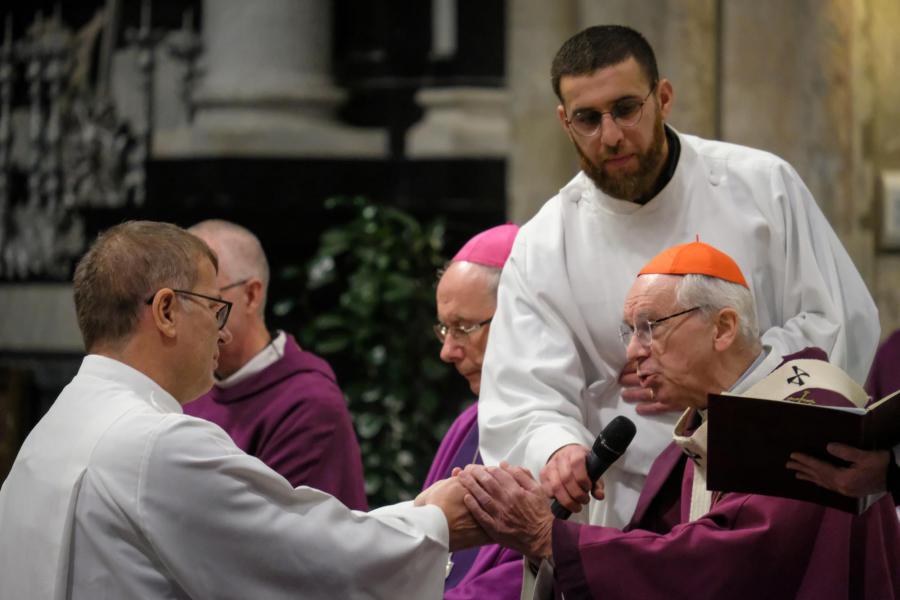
left=428, top=224, right=523, bottom=599
left=185, top=220, right=367, bottom=510
left=458, top=241, right=900, bottom=599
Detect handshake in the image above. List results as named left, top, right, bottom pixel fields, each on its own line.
left=423, top=418, right=634, bottom=559
left=414, top=462, right=557, bottom=562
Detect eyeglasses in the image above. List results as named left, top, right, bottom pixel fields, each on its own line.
left=564, top=84, right=657, bottom=137
left=433, top=318, right=492, bottom=343
left=145, top=289, right=233, bottom=330
left=618, top=306, right=700, bottom=349
left=219, top=278, right=249, bottom=292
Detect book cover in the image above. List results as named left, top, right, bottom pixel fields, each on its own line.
left=706, top=359, right=900, bottom=514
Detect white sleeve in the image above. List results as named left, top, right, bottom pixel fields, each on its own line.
left=757, top=161, right=879, bottom=384
left=478, top=237, right=595, bottom=476
left=138, top=418, right=448, bottom=600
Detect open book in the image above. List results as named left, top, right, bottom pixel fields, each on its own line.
left=706, top=359, right=900, bottom=514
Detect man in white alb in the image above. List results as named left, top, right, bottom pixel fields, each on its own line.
left=477, top=25, right=879, bottom=529
left=0, top=220, right=484, bottom=599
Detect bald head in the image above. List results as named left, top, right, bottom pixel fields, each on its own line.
left=187, top=220, right=273, bottom=379
left=189, top=220, right=270, bottom=315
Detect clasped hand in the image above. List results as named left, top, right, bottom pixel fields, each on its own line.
left=416, top=461, right=569, bottom=561
left=456, top=462, right=555, bottom=561
left=414, top=474, right=490, bottom=551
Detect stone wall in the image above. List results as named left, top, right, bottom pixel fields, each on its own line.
left=862, top=0, right=900, bottom=336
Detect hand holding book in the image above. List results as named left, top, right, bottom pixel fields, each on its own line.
left=706, top=359, right=900, bottom=514
left=786, top=444, right=891, bottom=498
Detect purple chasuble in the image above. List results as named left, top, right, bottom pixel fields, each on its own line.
left=552, top=348, right=900, bottom=599
left=185, top=335, right=368, bottom=511
left=865, top=331, right=900, bottom=505
left=424, top=403, right=522, bottom=600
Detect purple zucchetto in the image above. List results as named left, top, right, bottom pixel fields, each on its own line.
left=451, top=223, right=520, bottom=269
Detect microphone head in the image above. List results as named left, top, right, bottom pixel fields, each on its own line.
left=593, top=416, right=637, bottom=458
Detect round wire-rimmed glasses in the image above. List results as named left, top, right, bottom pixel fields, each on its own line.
left=433, top=318, right=493, bottom=343
left=618, top=306, right=700, bottom=349
left=565, top=84, right=657, bottom=137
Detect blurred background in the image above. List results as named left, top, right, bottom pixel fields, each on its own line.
left=1, top=0, right=899, bottom=505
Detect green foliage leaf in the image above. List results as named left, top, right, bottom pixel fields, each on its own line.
left=271, top=299, right=295, bottom=317
left=315, top=334, right=351, bottom=355
left=277, top=196, right=469, bottom=507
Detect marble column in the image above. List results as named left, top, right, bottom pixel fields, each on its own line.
left=155, top=0, right=386, bottom=158
left=406, top=87, right=510, bottom=159
left=407, top=1, right=509, bottom=160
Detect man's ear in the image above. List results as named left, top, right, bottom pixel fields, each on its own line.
left=557, top=104, right=574, bottom=139
left=244, top=278, right=265, bottom=313
left=150, top=290, right=178, bottom=339
left=557, top=104, right=578, bottom=145
left=656, top=78, right=674, bottom=121
left=712, top=308, right=739, bottom=352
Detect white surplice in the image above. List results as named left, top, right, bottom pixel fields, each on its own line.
left=478, top=130, right=880, bottom=529
left=0, top=355, right=449, bottom=599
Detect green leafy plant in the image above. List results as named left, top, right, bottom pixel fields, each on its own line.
left=290, top=196, right=468, bottom=507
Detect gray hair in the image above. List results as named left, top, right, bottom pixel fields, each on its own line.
left=675, top=274, right=760, bottom=348
left=189, top=219, right=270, bottom=315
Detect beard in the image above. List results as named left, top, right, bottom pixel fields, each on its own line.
left=574, top=111, right=667, bottom=201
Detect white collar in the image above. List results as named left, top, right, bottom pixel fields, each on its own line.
left=216, top=330, right=287, bottom=389
left=730, top=345, right=780, bottom=395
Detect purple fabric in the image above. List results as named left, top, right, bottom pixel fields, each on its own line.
left=866, top=330, right=900, bottom=400
left=185, top=335, right=368, bottom=511
left=553, top=349, right=900, bottom=599
left=865, top=331, right=900, bottom=504
left=424, top=403, right=522, bottom=600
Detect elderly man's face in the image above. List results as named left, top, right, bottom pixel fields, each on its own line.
left=557, top=57, right=672, bottom=201
left=622, top=275, right=716, bottom=410
left=436, top=262, right=497, bottom=395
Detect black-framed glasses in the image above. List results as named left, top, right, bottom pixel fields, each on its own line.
left=618, top=306, right=700, bottom=349
left=145, top=289, right=233, bottom=330
left=433, top=318, right=492, bottom=343
left=564, top=84, right=657, bottom=137
left=219, top=278, right=249, bottom=292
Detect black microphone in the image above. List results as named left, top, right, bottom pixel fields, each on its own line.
left=550, top=416, right=637, bottom=519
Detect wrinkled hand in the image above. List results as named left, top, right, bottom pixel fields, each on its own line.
left=619, top=360, right=672, bottom=415
left=415, top=476, right=490, bottom=551
left=539, top=443, right=603, bottom=515
left=786, top=444, right=890, bottom=498
left=458, top=463, right=554, bottom=561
